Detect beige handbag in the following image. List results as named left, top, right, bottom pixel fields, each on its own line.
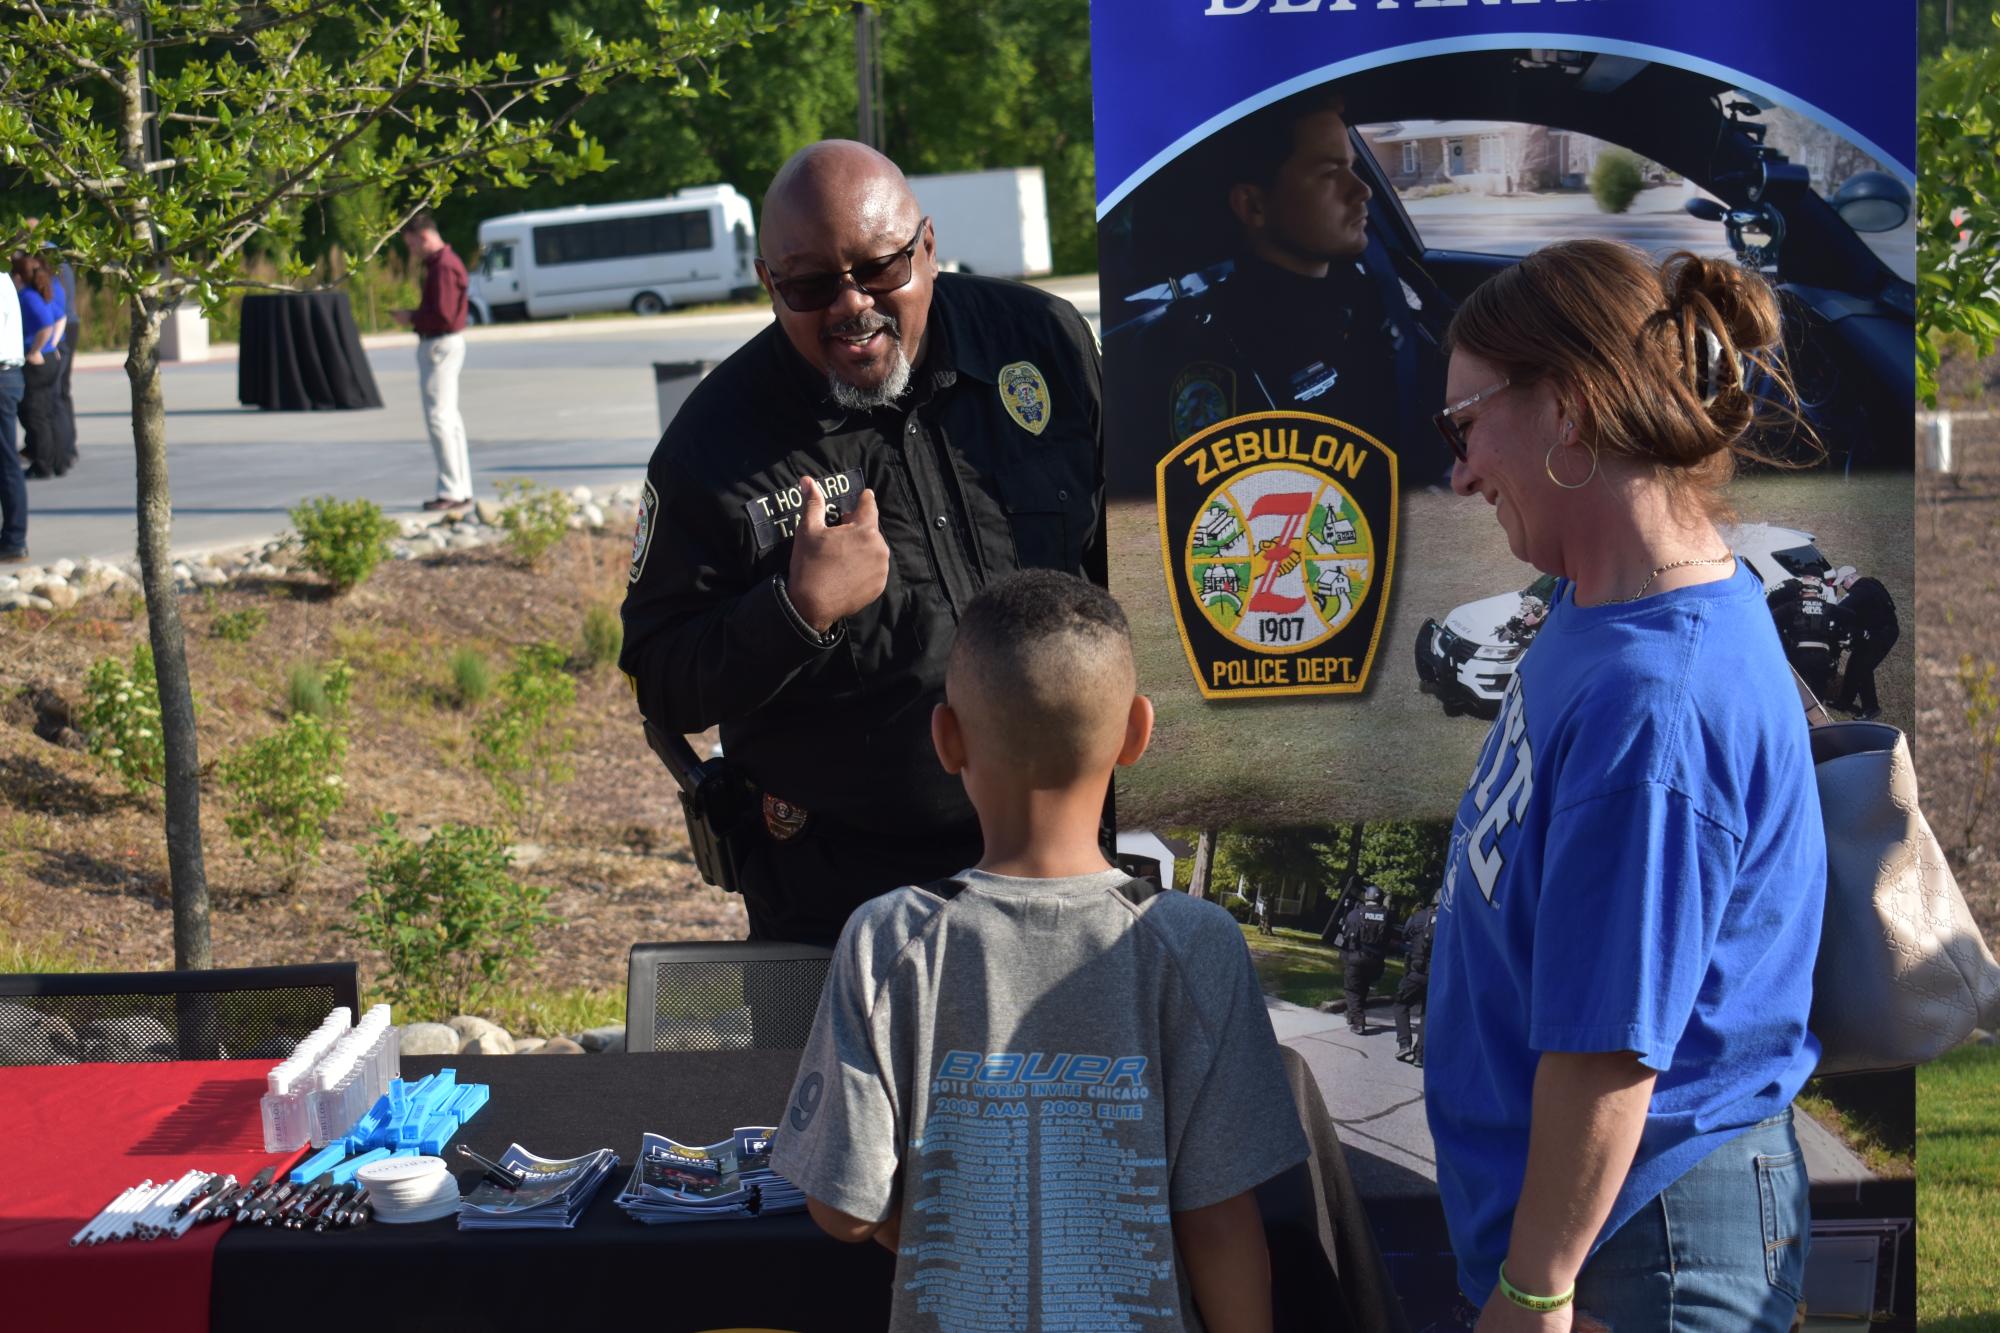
left=1809, top=718, right=2000, bottom=1074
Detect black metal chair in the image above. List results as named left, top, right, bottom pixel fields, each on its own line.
left=625, top=941, right=832, bottom=1053
left=0, top=962, right=360, bottom=1065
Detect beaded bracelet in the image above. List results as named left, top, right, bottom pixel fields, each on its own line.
left=1497, top=1262, right=1575, bottom=1314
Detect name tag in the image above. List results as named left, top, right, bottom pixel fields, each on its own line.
left=745, top=470, right=865, bottom=554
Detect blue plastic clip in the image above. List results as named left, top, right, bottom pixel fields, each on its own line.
left=448, top=1083, right=489, bottom=1124
left=331, top=1147, right=391, bottom=1185
left=290, top=1140, right=349, bottom=1185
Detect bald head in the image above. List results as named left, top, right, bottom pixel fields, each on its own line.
left=946, top=572, right=1139, bottom=789
left=760, top=141, right=919, bottom=268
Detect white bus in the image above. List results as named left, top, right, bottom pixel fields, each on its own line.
left=466, top=185, right=758, bottom=323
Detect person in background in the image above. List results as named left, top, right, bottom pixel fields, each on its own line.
left=1827, top=565, right=1898, bottom=721
left=1426, top=239, right=1824, bottom=1332
left=391, top=211, right=472, bottom=513
left=1393, top=889, right=1437, bottom=1066
left=0, top=263, right=27, bottom=561
left=9, top=253, right=70, bottom=480
left=20, top=219, right=78, bottom=460
left=1340, top=883, right=1393, bottom=1035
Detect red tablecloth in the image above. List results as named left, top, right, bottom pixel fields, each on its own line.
left=0, top=1061, right=304, bottom=1333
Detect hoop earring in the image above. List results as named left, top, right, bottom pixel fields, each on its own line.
left=1545, top=438, right=1598, bottom=490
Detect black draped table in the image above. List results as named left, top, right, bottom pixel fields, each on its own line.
left=236, top=292, right=384, bottom=411
left=209, top=1047, right=1398, bottom=1333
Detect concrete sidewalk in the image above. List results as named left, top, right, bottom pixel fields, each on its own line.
left=1265, top=994, right=1877, bottom=1197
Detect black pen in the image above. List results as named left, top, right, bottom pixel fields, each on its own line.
left=174, top=1173, right=235, bottom=1220
left=204, top=1166, right=276, bottom=1223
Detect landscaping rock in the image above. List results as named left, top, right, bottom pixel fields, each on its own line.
left=38, top=583, right=79, bottom=611
left=4, top=593, right=54, bottom=612
left=448, top=1015, right=508, bottom=1043
left=475, top=499, right=502, bottom=527
left=529, top=1036, right=585, bottom=1055
left=192, top=565, right=227, bottom=587
left=461, top=1029, right=515, bottom=1055
left=0, top=576, right=17, bottom=596
left=50, top=558, right=76, bottom=580
left=0, top=1002, right=78, bottom=1063
left=568, top=484, right=592, bottom=505
left=13, top=565, right=43, bottom=586
left=80, top=1014, right=176, bottom=1061
left=400, top=1022, right=461, bottom=1056
left=582, top=503, right=606, bottom=530
left=400, top=518, right=429, bottom=539
left=575, top=1025, right=626, bottom=1054
left=511, top=1037, right=548, bottom=1056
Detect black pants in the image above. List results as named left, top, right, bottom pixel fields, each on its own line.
left=1393, top=969, right=1428, bottom=1053
left=1833, top=623, right=1899, bottom=714
left=1786, top=644, right=1836, bottom=702
left=56, top=326, right=77, bottom=464
left=0, top=367, right=24, bottom=551
left=1342, top=953, right=1385, bottom=1030
left=19, top=356, right=73, bottom=477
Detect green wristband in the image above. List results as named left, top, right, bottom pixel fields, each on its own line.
left=1497, top=1262, right=1575, bottom=1314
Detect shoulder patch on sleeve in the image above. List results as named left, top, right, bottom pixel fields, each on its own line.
left=627, top=478, right=659, bottom=585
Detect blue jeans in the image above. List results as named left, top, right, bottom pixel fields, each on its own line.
left=1431, top=1110, right=1809, bottom=1332
left=0, top=366, right=25, bottom=550
left=1573, top=1108, right=1809, bottom=1332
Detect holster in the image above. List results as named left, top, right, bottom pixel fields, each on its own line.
left=643, top=720, right=755, bottom=895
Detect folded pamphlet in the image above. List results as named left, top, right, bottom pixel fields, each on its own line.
left=457, top=1143, right=620, bottom=1230
left=615, top=1127, right=804, bottom=1225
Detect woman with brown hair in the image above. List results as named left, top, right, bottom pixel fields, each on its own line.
left=9, top=252, right=72, bottom=479
left=1421, top=239, right=1825, bottom=1332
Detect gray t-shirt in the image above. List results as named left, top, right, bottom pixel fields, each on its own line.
left=772, top=869, right=1310, bottom=1333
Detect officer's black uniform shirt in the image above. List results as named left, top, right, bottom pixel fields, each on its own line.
left=1832, top=576, right=1898, bottom=637
left=620, top=272, right=1104, bottom=844
left=1343, top=902, right=1393, bottom=959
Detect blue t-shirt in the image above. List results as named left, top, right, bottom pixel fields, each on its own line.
left=16, top=286, right=59, bottom=345
left=1424, top=561, right=1824, bottom=1305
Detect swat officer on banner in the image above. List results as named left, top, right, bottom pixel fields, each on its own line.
left=1106, top=85, right=1448, bottom=497
left=1394, top=889, right=1438, bottom=1066
left=1341, top=884, right=1395, bottom=1035
left=619, top=141, right=1104, bottom=947
left=1767, top=573, right=1841, bottom=699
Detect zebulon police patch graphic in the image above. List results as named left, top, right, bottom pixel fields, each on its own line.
left=628, top=479, right=658, bottom=585
left=1158, top=411, right=1397, bottom=700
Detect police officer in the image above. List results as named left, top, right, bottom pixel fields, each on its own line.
left=620, top=141, right=1103, bottom=947
left=1767, top=574, right=1839, bottom=699
left=1104, top=85, right=1449, bottom=499
left=1394, top=889, right=1438, bottom=1066
left=1828, top=566, right=1898, bottom=720
left=1341, top=884, right=1394, bottom=1034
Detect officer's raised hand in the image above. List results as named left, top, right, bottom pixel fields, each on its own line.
left=788, top=474, right=890, bottom=633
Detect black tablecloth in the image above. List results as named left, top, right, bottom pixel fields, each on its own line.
left=236, top=292, right=383, bottom=411
left=209, top=1048, right=1392, bottom=1333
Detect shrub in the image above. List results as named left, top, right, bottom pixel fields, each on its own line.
left=471, top=643, right=577, bottom=838
left=496, top=478, right=574, bottom=567
left=344, top=814, right=556, bottom=1021
left=1220, top=893, right=1254, bottom=923
left=285, top=659, right=353, bottom=721
left=211, top=607, right=267, bottom=642
left=290, top=495, right=398, bottom=593
left=217, top=713, right=347, bottom=890
left=580, top=603, right=623, bottom=669
left=79, top=643, right=166, bottom=793
left=449, top=647, right=493, bottom=709
left=1590, top=148, right=1645, bottom=214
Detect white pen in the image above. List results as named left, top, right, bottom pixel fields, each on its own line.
left=70, top=1184, right=146, bottom=1247
left=90, top=1178, right=155, bottom=1244
left=141, top=1172, right=209, bottom=1238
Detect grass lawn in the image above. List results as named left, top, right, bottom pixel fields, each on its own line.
left=1918, top=1044, right=2000, bottom=1324
left=1240, top=924, right=1403, bottom=1009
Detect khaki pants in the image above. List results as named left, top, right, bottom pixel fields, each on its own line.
left=417, top=333, right=469, bottom=501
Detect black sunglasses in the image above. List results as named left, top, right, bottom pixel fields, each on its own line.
left=763, top=218, right=929, bottom=314
left=1432, top=377, right=1511, bottom=464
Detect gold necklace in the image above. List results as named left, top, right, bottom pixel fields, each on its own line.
left=1610, top=553, right=1735, bottom=604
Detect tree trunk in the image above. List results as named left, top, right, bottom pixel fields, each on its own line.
left=129, top=305, right=211, bottom=969
left=1188, top=828, right=1216, bottom=899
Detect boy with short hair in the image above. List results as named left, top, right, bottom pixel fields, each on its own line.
left=773, top=569, right=1308, bottom=1333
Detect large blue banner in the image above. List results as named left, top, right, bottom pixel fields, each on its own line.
left=1092, top=0, right=1916, bottom=840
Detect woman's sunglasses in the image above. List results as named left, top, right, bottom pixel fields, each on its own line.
left=1432, top=377, right=1511, bottom=463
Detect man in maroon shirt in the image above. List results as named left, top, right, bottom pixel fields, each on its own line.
left=393, top=212, right=472, bottom=511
